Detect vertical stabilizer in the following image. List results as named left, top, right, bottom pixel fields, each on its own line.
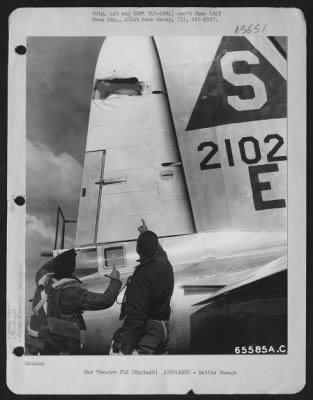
left=155, top=36, right=287, bottom=232
left=76, top=37, right=194, bottom=246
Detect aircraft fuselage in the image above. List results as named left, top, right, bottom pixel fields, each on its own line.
left=77, top=230, right=286, bottom=354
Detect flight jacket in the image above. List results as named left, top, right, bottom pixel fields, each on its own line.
left=114, top=247, right=174, bottom=354
left=36, top=258, right=122, bottom=330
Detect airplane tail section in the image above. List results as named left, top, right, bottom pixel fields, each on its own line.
left=76, top=36, right=287, bottom=247
left=154, top=36, right=287, bottom=232
left=75, top=37, right=194, bottom=246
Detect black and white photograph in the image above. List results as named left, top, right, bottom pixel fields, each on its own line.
left=6, top=8, right=306, bottom=395
left=24, top=34, right=288, bottom=356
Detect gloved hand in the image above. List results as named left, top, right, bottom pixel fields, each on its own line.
left=105, top=266, right=120, bottom=281
left=112, top=340, right=121, bottom=353
left=138, top=218, right=148, bottom=233
left=109, top=340, right=123, bottom=355
left=109, top=266, right=120, bottom=280
left=109, top=340, right=138, bottom=355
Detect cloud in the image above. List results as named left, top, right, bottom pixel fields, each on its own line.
left=26, top=139, right=82, bottom=285
left=26, top=213, right=75, bottom=263
left=25, top=213, right=56, bottom=298
left=26, top=139, right=83, bottom=222
left=26, top=213, right=55, bottom=274
left=27, top=213, right=55, bottom=243
left=25, top=37, right=105, bottom=304
left=26, top=212, right=75, bottom=271
left=25, top=212, right=75, bottom=305
left=26, top=37, right=104, bottom=163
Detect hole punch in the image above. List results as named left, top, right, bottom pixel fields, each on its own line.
left=15, top=45, right=26, bottom=55
left=14, top=196, right=25, bottom=206
left=13, top=346, right=24, bottom=357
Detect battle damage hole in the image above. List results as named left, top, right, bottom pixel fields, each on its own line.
left=13, top=346, right=24, bottom=357
left=93, top=77, right=142, bottom=100
left=14, top=196, right=25, bottom=206
left=15, top=45, right=26, bottom=55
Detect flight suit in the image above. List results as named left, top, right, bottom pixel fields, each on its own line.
left=112, top=246, right=174, bottom=355
left=28, top=257, right=122, bottom=354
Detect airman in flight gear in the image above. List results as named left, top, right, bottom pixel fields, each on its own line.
left=111, top=219, right=174, bottom=355
left=27, top=248, right=122, bottom=355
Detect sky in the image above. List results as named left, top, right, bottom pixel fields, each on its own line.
left=26, top=37, right=104, bottom=293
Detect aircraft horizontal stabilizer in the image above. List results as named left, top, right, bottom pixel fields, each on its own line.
left=192, top=255, right=286, bottom=306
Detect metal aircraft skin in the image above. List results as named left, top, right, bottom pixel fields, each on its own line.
left=51, top=36, right=287, bottom=354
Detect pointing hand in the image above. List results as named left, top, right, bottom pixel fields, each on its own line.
left=138, top=218, right=148, bottom=233
left=109, top=266, right=120, bottom=280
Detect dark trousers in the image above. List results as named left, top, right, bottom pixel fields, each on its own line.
left=137, top=319, right=169, bottom=355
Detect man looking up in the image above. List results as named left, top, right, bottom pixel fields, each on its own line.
left=111, top=220, right=174, bottom=355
